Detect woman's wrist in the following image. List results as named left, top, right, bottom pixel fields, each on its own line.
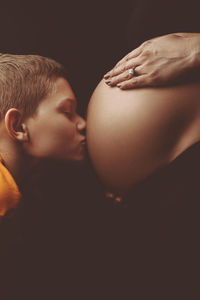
left=187, top=35, right=200, bottom=69
left=175, top=34, right=200, bottom=73
left=167, top=33, right=200, bottom=69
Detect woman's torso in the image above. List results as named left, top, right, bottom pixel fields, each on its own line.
left=87, top=81, right=200, bottom=192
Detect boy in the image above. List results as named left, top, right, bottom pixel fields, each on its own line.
left=0, top=53, right=86, bottom=217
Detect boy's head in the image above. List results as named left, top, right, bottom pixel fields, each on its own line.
left=0, top=54, right=86, bottom=162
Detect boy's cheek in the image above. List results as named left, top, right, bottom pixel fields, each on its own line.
left=25, top=118, right=76, bottom=158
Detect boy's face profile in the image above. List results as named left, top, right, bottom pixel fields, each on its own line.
left=24, top=77, right=86, bottom=162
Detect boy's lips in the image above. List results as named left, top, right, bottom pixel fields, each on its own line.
left=81, top=138, right=86, bottom=144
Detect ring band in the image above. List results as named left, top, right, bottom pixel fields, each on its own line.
left=128, top=68, right=135, bottom=76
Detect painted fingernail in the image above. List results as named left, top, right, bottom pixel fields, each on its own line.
left=104, top=73, right=110, bottom=79
left=105, top=80, right=111, bottom=85
left=105, top=192, right=114, bottom=198
left=115, top=196, right=123, bottom=203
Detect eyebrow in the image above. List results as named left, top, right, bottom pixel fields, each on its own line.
left=57, top=98, right=77, bottom=109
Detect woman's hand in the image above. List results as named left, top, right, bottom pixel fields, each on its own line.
left=104, top=33, right=200, bottom=89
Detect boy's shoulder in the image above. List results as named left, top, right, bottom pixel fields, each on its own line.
left=0, top=156, right=21, bottom=216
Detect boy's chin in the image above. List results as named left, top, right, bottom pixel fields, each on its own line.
left=37, top=154, right=86, bottom=166
left=60, top=153, right=87, bottom=165
left=72, top=154, right=87, bottom=165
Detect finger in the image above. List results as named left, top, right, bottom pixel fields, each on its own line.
left=115, top=45, right=143, bottom=68
left=104, top=46, right=143, bottom=79
left=104, top=55, right=130, bottom=79
left=106, top=66, right=142, bottom=87
left=114, top=196, right=123, bottom=203
left=114, top=52, right=132, bottom=68
left=105, top=191, right=115, bottom=199
left=104, top=57, right=141, bottom=82
left=117, top=74, right=150, bottom=89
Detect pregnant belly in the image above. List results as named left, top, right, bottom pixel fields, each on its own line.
left=86, top=80, right=200, bottom=192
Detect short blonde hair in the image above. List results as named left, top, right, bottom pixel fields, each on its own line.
left=0, top=53, right=67, bottom=119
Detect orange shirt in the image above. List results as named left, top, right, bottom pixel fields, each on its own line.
left=0, top=156, right=21, bottom=216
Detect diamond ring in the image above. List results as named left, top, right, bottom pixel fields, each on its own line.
left=128, top=68, right=135, bottom=76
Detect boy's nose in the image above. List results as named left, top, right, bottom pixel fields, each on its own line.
left=77, top=116, right=86, bottom=133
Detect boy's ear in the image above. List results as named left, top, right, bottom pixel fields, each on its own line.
left=5, top=108, right=29, bottom=142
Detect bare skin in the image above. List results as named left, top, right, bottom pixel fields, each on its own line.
left=87, top=80, right=200, bottom=195
left=104, top=33, right=200, bottom=89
